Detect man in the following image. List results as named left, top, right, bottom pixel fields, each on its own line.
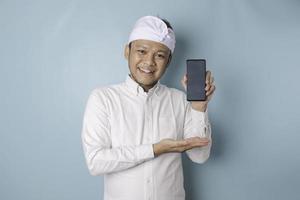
left=81, top=15, right=216, bottom=200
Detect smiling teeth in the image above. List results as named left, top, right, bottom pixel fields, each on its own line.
left=139, top=68, right=153, bottom=73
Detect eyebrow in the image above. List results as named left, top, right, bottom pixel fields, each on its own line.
left=135, top=44, right=169, bottom=54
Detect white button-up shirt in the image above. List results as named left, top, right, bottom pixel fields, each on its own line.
left=81, top=75, right=212, bottom=200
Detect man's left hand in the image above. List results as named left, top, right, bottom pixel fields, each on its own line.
left=181, top=70, right=216, bottom=112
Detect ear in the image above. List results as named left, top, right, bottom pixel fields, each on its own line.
left=124, top=44, right=130, bottom=60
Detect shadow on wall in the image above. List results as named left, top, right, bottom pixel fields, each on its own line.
left=183, top=122, right=226, bottom=200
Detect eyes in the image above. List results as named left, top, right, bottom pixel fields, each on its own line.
left=137, top=49, right=146, bottom=54
left=136, top=49, right=166, bottom=59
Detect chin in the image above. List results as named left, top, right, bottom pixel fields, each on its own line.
left=137, top=79, right=157, bottom=87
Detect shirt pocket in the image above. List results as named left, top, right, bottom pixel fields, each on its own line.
left=157, top=115, right=178, bottom=140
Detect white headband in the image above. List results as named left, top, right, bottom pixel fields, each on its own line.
left=128, top=16, right=176, bottom=53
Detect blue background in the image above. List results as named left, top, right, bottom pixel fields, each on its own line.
left=1, top=0, right=300, bottom=199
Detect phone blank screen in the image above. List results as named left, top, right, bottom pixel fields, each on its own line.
left=187, top=59, right=206, bottom=101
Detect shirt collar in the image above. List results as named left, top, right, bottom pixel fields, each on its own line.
left=125, top=74, right=161, bottom=97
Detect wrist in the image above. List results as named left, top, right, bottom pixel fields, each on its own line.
left=153, top=143, right=163, bottom=157
left=191, top=102, right=207, bottom=112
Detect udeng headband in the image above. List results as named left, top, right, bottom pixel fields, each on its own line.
left=128, top=16, right=176, bottom=53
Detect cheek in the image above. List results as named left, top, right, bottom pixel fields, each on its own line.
left=128, top=56, right=139, bottom=68
left=156, top=64, right=167, bottom=75
left=130, top=55, right=142, bottom=66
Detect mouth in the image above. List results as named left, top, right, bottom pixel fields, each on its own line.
left=138, top=67, right=155, bottom=75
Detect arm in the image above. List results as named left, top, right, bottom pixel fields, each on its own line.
left=180, top=70, right=215, bottom=163
left=183, top=102, right=212, bottom=163
left=81, top=89, right=154, bottom=176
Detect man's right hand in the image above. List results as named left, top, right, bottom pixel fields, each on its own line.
left=153, top=137, right=210, bottom=157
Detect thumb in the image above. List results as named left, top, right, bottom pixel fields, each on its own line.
left=181, top=74, right=187, bottom=91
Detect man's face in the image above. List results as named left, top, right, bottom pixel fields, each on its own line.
left=124, top=39, right=171, bottom=91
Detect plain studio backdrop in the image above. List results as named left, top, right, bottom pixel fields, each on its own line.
left=1, top=0, right=299, bottom=199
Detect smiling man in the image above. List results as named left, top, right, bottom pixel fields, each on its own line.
left=126, top=39, right=170, bottom=92
left=81, top=15, right=215, bottom=200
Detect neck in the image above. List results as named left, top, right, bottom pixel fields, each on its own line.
left=141, top=85, right=152, bottom=93
left=129, top=74, right=156, bottom=92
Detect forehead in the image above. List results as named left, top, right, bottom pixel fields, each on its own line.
left=132, top=39, right=170, bottom=53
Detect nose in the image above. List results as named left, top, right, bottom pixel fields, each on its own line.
left=143, top=52, right=155, bottom=66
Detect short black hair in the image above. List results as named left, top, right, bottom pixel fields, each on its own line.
left=160, top=18, right=173, bottom=30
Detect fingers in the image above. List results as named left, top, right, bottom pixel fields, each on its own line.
left=205, top=71, right=213, bottom=88
left=206, top=84, right=216, bottom=97
left=171, top=137, right=210, bottom=152
left=158, top=137, right=211, bottom=155
left=181, top=74, right=187, bottom=91
left=205, top=70, right=215, bottom=96
left=185, top=137, right=210, bottom=147
left=206, top=71, right=211, bottom=84
left=209, top=76, right=214, bottom=84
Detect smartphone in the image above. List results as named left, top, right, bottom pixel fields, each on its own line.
left=186, top=59, right=206, bottom=101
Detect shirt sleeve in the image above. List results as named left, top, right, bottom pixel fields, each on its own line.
left=81, top=89, right=154, bottom=176
left=183, top=101, right=212, bottom=164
